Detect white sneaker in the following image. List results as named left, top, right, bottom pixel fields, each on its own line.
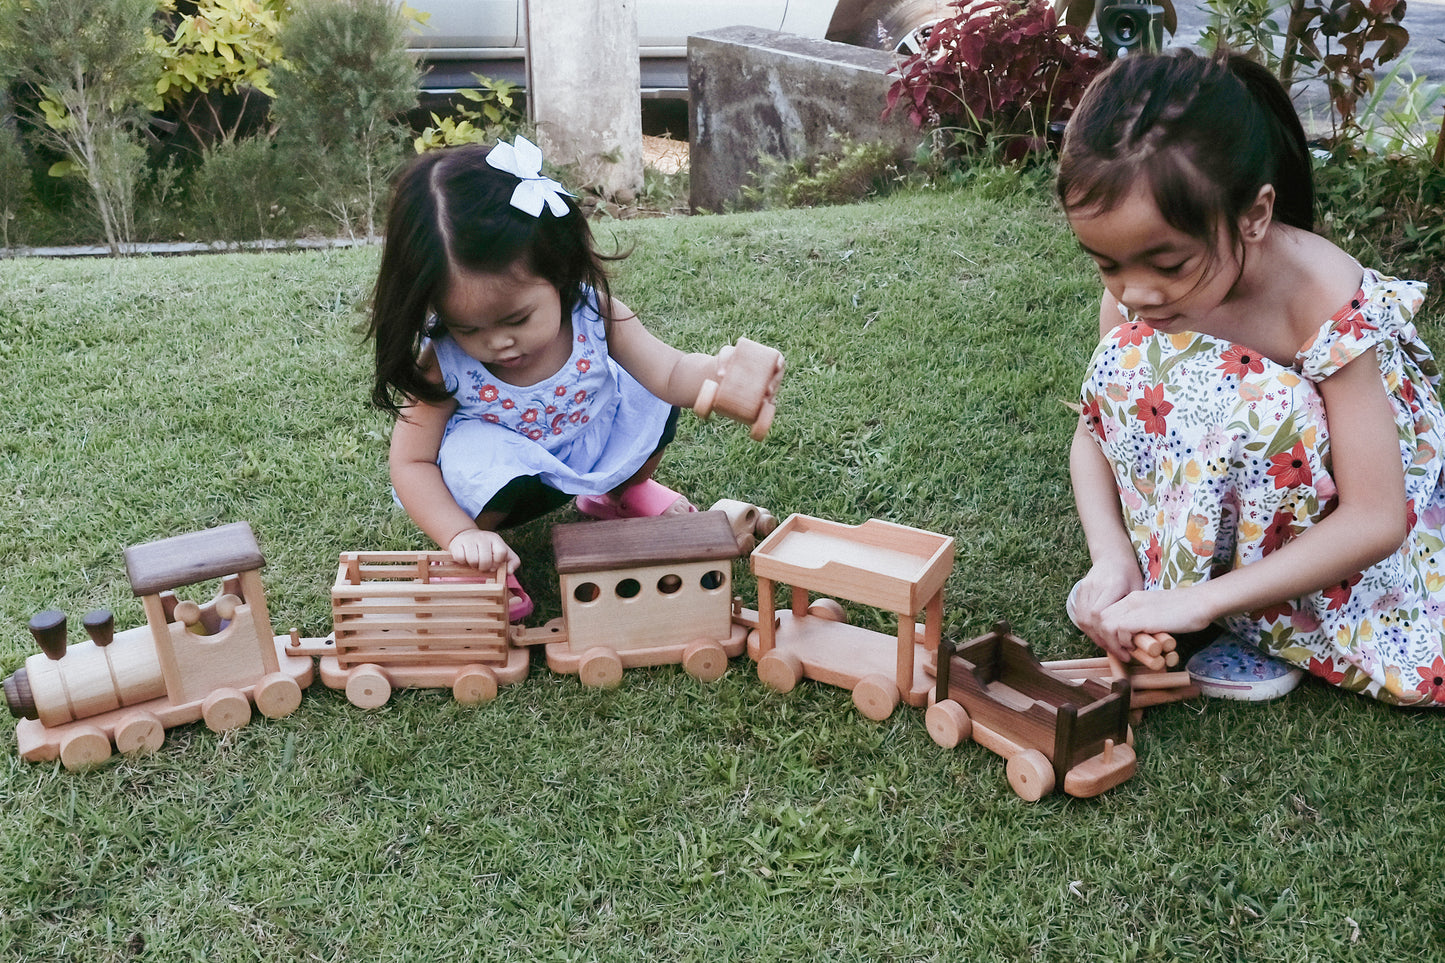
left=1186, top=635, right=1303, bottom=701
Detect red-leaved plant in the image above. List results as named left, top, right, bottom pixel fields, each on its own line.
left=1281, top=0, right=1410, bottom=142
left=885, top=0, right=1104, bottom=159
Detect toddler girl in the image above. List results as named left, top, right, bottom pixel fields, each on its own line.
left=1057, top=49, right=1445, bottom=705
left=368, top=137, right=782, bottom=619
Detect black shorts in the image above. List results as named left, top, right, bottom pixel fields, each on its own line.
left=483, top=406, right=681, bottom=529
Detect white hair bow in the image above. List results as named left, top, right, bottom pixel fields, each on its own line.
left=486, top=135, right=576, bottom=218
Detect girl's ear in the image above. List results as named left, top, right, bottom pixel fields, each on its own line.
left=1240, top=184, right=1275, bottom=242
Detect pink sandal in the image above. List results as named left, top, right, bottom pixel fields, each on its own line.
left=576, top=479, right=697, bottom=520
left=506, top=573, right=533, bottom=623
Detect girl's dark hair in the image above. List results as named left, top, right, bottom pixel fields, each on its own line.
left=368, top=143, right=623, bottom=415
left=1056, top=48, right=1313, bottom=254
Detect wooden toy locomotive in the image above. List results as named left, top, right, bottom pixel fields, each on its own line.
left=2, top=522, right=314, bottom=770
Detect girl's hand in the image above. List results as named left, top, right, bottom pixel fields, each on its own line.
left=1069, top=560, right=1143, bottom=662
left=1097, top=586, right=1215, bottom=655
left=447, top=529, right=520, bottom=573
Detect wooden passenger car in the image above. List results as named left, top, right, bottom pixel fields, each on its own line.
left=925, top=621, right=1136, bottom=800
left=530, top=512, right=751, bottom=687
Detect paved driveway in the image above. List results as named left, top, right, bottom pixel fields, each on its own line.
left=1165, top=0, right=1443, bottom=134
left=1170, top=0, right=1442, bottom=75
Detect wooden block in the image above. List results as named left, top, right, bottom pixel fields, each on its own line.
left=694, top=338, right=784, bottom=440
left=1131, top=683, right=1201, bottom=708
left=1134, top=632, right=1165, bottom=657
left=1131, top=648, right=1167, bottom=671
left=1041, top=656, right=1114, bottom=673
left=1123, top=670, right=1196, bottom=690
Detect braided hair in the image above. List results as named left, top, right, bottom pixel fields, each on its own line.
left=1057, top=48, right=1314, bottom=254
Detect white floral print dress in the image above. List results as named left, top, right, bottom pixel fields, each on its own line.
left=1080, top=269, right=1445, bottom=706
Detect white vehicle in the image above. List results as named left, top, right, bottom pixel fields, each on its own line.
left=409, top=0, right=952, bottom=95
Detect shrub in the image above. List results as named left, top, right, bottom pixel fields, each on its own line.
left=412, top=74, right=524, bottom=152
left=151, top=0, right=286, bottom=153
left=185, top=133, right=294, bottom=243
left=739, top=138, right=910, bottom=210
left=1201, top=0, right=1411, bottom=144
left=885, top=0, right=1103, bottom=160
left=0, top=117, right=33, bottom=248
left=1281, top=0, right=1410, bottom=139
left=269, top=0, right=419, bottom=238
left=0, top=0, right=159, bottom=253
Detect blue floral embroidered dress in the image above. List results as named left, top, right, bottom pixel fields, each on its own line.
left=429, top=290, right=671, bottom=518
left=1080, top=269, right=1445, bottom=706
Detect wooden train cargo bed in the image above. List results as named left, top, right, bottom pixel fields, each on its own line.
left=933, top=622, right=1136, bottom=798
left=331, top=552, right=511, bottom=669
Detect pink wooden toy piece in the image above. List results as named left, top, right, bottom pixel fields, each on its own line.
left=695, top=338, right=785, bottom=441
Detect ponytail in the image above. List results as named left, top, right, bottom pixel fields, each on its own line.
left=1058, top=48, right=1317, bottom=248
left=1224, top=53, right=1314, bottom=231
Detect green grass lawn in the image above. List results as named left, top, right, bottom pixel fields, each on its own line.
left=2, top=181, right=1442, bottom=961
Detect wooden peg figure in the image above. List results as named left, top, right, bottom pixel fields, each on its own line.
left=695, top=338, right=785, bottom=441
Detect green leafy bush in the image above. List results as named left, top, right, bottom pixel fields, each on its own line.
left=1315, top=148, right=1444, bottom=304
left=151, top=0, right=286, bottom=152
left=412, top=73, right=524, bottom=152
left=1281, top=0, right=1409, bottom=138
left=259, top=0, right=420, bottom=238
left=0, top=0, right=159, bottom=253
left=1201, top=0, right=1411, bottom=144
left=185, top=133, right=299, bottom=243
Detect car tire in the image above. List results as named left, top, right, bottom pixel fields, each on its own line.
left=839, top=0, right=952, bottom=53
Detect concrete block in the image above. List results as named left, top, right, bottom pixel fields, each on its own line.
left=688, top=26, right=920, bottom=212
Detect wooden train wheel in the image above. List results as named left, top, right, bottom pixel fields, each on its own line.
left=202, top=688, right=252, bottom=732
left=255, top=673, right=303, bottom=719
left=682, top=639, right=728, bottom=683
left=345, top=665, right=391, bottom=709
left=453, top=665, right=499, bottom=704
left=924, top=699, right=971, bottom=748
left=1006, top=749, right=1056, bottom=801
left=114, top=710, right=165, bottom=755
left=59, top=725, right=112, bottom=771
left=852, top=673, right=901, bottom=721
left=578, top=647, right=623, bottom=688
left=807, top=598, right=846, bottom=622
left=757, top=650, right=804, bottom=693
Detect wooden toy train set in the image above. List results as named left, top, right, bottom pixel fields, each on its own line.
left=2, top=511, right=1199, bottom=797
left=3, top=338, right=1200, bottom=795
